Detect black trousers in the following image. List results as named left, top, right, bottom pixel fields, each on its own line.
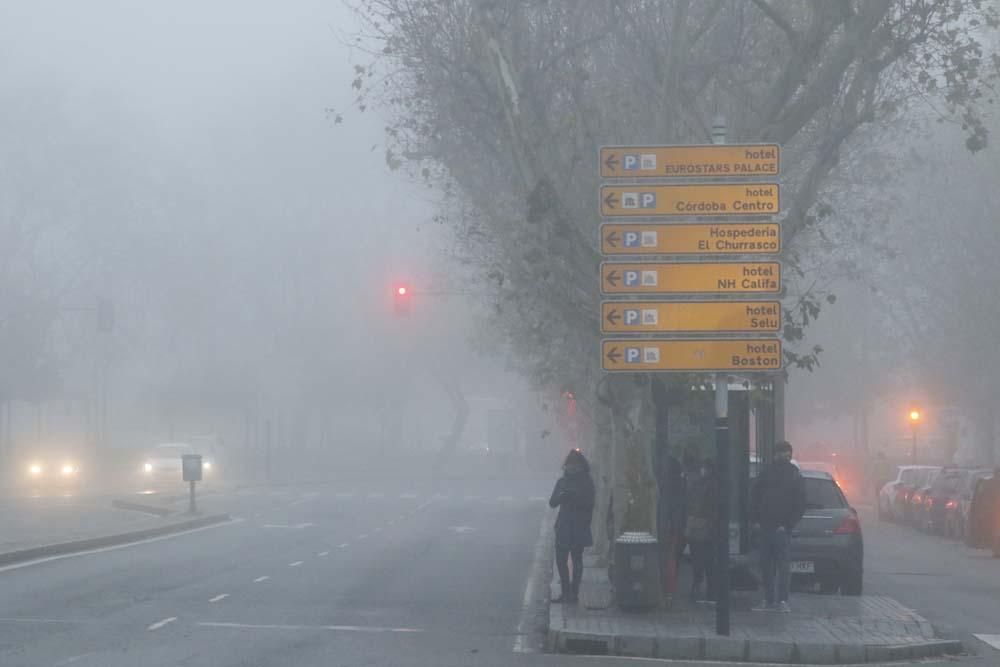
left=556, top=545, right=584, bottom=597
left=689, top=539, right=715, bottom=599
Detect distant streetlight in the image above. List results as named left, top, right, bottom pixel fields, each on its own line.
left=908, top=408, right=922, bottom=463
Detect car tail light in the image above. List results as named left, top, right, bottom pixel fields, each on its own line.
left=912, top=493, right=922, bottom=504
left=834, top=513, right=861, bottom=535
left=945, top=500, right=958, bottom=510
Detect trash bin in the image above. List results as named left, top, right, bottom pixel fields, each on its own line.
left=613, top=531, right=662, bottom=611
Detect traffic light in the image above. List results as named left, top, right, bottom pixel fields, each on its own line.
left=97, top=297, right=115, bottom=333
left=393, top=283, right=411, bottom=316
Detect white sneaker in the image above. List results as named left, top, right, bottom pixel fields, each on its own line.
left=777, top=601, right=791, bottom=613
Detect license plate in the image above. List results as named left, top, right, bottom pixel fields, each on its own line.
left=790, top=560, right=815, bottom=574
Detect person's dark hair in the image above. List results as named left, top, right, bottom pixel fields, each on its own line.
left=564, top=448, right=590, bottom=471
left=775, top=440, right=793, bottom=455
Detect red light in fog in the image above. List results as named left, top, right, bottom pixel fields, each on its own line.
left=397, top=286, right=407, bottom=296
left=834, top=514, right=860, bottom=534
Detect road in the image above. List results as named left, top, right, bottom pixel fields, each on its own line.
left=861, top=505, right=1000, bottom=661
left=1, top=475, right=999, bottom=666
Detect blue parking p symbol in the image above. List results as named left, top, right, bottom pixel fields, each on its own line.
left=623, top=154, right=639, bottom=171
left=624, top=271, right=640, bottom=287
left=624, top=232, right=640, bottom=247
left=624, top=309, right=640, bottom=326
left=640, top=193, right=657, bottom=208
left=625, top=347, right=641, bottom=363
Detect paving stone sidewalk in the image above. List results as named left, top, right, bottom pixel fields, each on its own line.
left=548, top=556, right=962, bottom=663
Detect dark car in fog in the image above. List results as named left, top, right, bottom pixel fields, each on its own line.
left=789, top=470, right=863, bottom=595
left=907, top=468, right=941, bottom=527
left=915, top=467, right=972, bottom=534
left=950, top=469, right=993, bottom=539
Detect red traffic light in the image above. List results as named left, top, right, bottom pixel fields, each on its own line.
left=393, top=283, right=411, bottom=316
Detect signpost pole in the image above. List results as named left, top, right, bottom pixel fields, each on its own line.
left=189, top=480, right=196, bottom=515
left=712, top=115, right=731, bottom=637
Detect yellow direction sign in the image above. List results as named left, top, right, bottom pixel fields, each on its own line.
left=601, top=301, right=780, bottom=334
left=600, top=144, right=780, bottom=179
left=601, top=223, right=780, bottom=255
left=602, top=339, right=782, bottom=373
left=600, top=184, right=778, bottom=217
left=600, top=261, right=780, bottom=295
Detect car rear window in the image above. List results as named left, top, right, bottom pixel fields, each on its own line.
left=804, top=477, right=847, bottom=509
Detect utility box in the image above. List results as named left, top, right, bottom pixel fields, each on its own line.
left=613, top=531, right=662, bottom=611
left=182, top=454, right=203, bottom=482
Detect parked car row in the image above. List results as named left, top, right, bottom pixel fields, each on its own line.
left=878, top=465, right=994, bottom=541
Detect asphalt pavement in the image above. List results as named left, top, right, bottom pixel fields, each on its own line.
left=2, top=475, right=1000, bottom=666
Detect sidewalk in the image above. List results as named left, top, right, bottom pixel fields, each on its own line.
left=548, top=555, right=962, bottom=663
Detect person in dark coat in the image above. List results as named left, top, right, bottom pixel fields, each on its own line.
left=685, top=458, right=717, bottom=603
left=549, top=448, right=596, bottom=603
left=750, top=440, right=806, bottom=612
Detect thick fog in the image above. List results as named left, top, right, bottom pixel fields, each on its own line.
left=0, top=1, right=547, bottom=485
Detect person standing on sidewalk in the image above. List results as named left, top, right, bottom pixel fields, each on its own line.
left=684, top=458, right=717, bottom=603
left=549, top=448, right=596, bottom=604
left=751, top=440, right=806, bottom=613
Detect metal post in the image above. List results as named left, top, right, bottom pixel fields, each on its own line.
left=911, top=426, right=918, bottom=464
left=711, top=114, right=731, bottom=636
left=189, top=480, right=197, bottom=514
left=774, top=376, right=785, bottom=444
left=714, top=374, right=731, bottom=635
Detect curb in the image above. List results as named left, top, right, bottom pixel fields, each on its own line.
left=110, top=499, right=174, bottom=517
left=548, top=621, right=964, bottom=664
left=0, top=513, right=232, bottom=567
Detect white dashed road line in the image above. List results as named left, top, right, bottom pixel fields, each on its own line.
left=209, top=594, right=229, bottom=603
left=335, top=493, right=354, bottom=499
left=497, top=495, right=514, bottom=501
left=197, top=621, right=422, bottom=633
left=147, top=617, right=177, bottom=632
left=529, top=496, right=547, bottom=502
left=400, top=493, right=418, bottom=499
left=338, top=543, right=350, bottom=549
left=253, top=576, right=270, bottom=583
left=367, top=493, right=384, bottom=499
left=289, top=561, right=304, bottom=568
left=318, top=551, right=329, bottom=557
left=465, top=495, right=482, bottom=501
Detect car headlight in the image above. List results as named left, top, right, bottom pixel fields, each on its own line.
left=61, top=464, right=77, bottom=476
left=143, top=462, right=153, bottom=473
left=28, top=464, right=42, bottom=476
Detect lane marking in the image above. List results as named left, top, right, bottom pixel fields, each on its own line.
left=0, top=617, right=96, bottom=625
left=289, top=561, right=304, bottom=568
left=529, top=496, right=547, bottom=502
left=338, top=543, right=350, bottom=548
left=209, top=593, right=229, bottom=603
left=318, top=551, right=329, bottom=557
left=253, top=576, right=270, bottom=583
left=372, top=527, right=382, bottom=534
left=367, top=493, right=384, bottom=499
left=465, top=495, right=482, bottom=501
left=974, top=634, right=1000, bottom=650
left=147, top=616, right=177, bottom=631
left=387, top=520, right=396, bottom=526
left=400, top=493, right=418, bottom=499
left=357, top=534, right=369, bottom=541
left=513, top=509, right=554, bottom=653
left=335, top=493, right=354, bottom=499
left=497, top=495, right=514, bottom=502
left=0, top=518, right=241, bottom=575
left=416, top=499, right=434, bottom=511
left=262, top=522, right=313, bottom=529
left=197, top=621, right=422, bottom=633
